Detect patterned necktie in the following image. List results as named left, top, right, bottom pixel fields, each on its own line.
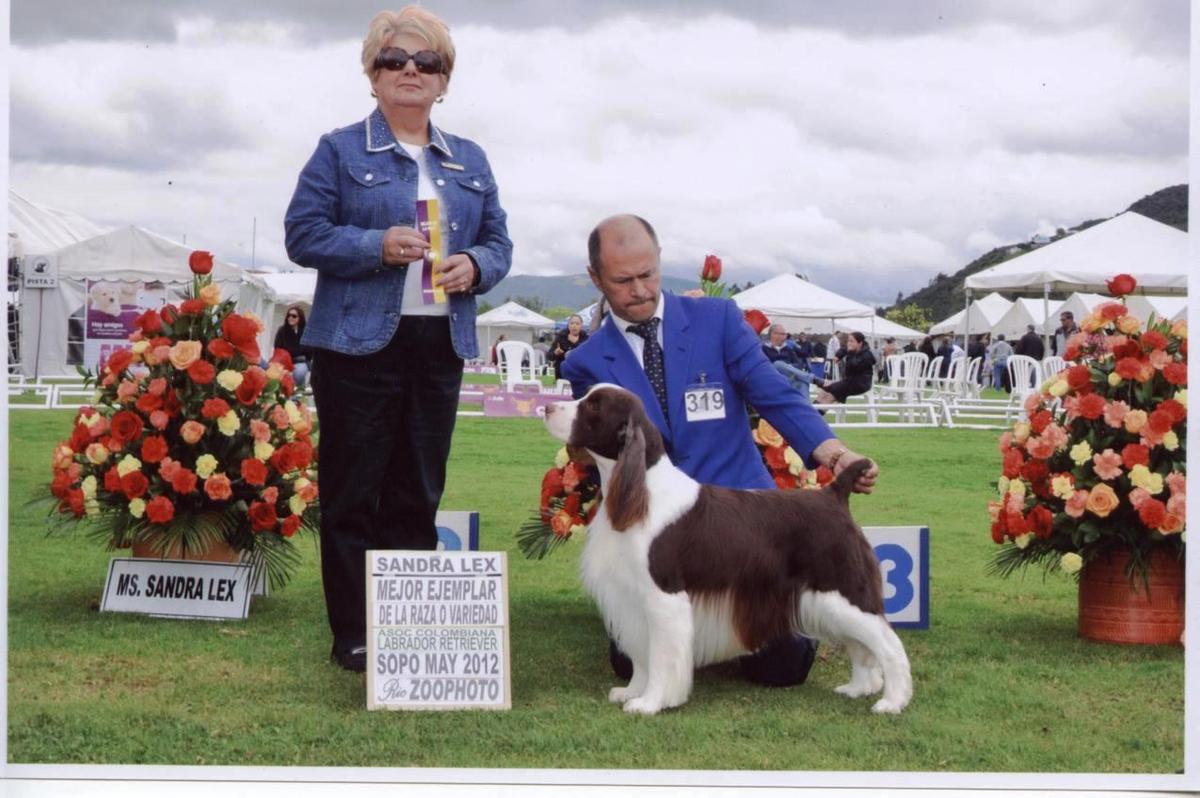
left=629, top=317, right=668, bottom=420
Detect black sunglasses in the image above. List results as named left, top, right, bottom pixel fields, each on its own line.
left=374, top=47, right=445, bottom=75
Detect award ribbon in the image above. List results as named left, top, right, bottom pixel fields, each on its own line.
left=417, top=199, right=447, bottom=305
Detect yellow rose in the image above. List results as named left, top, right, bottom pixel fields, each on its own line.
left=266, top=361, right=285, bottom=382
left=997, top=476, right=1010, bottom=494
left=1123, top=410, right=1148, bottom=434
left=217, top=410, right=241, bottom=436
left=217, top=369, right=244, bottom=392
left=199, top=283, right=222, bottom=306
left=85, top=442, right=110, bottom=465
left=752, top=419, right=784, bottom=448
left=1050, top=474, right=1075, bottom=500
left=1011, top=422, right=1031, bottom=444
left=80, top=475, right=97, bottom=500
left=1128, top=464, right=1163, bottom=495
left=1007, top=479, right=1026, bottom=498
left=1047, top=380, right=1069, bottom=397
left=1175, top=388, right=1188, bottom=405
left=1116, top=315, right=1141, bottom=335
left=195, top=454, right=219, bottom=479
left=1107, top=371, right=1122, bottom=387
left=131, top=340, right=149, bottom=355
left=285, top=401, right=302, bottom=424
left=1169, top=320, right=1187, bottom=339
left=569, top=523, right=588, bottom=537
left=85, top=498, right=101, bottom=518
left=128, top=498, right=146, bottom=518
left=288, top=494, right=308, bottom=515
left=1085, top=483, right=1120, bottom=518
left=1069, top=441, right=1093, bottom=466
left=784, top=447, right=803, bottom=476
left=1014, top=532, right=1033, bottom=550
left=1162, top=431, right=1179, bottom=451
left=554, top=447, right=570, bottom=469
left=116, top=454, right=142, bottom=477
left=1080, top=313, right=1104, bottom=333
left=254, top=441, right=275, bottom=461
left=1060, top=552, right=1083, bottom=574
left=168, top=340, right=203, bottom=371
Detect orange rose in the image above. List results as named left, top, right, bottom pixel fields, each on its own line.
left=180, top=420, right=206, bottom=444
left=1084, top=483, right=1120, bottom=519
left=204, top=473, right=233, bottom=501
left=753, top=419, right=784, bottom=448
left=168, top=340, right=203, bottom=370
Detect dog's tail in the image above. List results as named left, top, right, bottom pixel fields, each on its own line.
left=830, top=457, right=873, bottom=500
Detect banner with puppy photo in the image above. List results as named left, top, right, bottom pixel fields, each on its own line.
left=83, top=279, right=166, bottom=372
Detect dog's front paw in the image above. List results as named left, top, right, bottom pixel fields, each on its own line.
left=622, top=696, right=664, bottom=715
left=834, top=682, right=875, bottom=698
left=608, top=685, right=638, bottom=704
left=870, top=697, right=906, bottom=715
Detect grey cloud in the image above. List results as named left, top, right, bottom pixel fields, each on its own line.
left=13, top=0, right=1188, bottom=55
left=11, top=83, right=251, bottom=170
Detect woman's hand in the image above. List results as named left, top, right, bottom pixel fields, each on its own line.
left=382, top=226, right=430, bottom=265
left=436, top=253, right=478, bottom=294
left=812, top=440, right=878, bottom=494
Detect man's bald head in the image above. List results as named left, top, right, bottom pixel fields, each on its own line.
left=588, top=214, right=659, bottom=276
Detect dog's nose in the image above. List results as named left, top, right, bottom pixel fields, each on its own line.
left=544, top=404, right=556, bottom=416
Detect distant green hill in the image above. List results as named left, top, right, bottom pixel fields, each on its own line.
left=885, top=184, right=1187, bottom=323
left=478, top=273, right=698, bottom=315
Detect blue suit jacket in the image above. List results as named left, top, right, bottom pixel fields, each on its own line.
left=561, top=294, right=836, bottom=490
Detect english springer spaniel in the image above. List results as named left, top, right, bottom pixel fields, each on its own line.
left=544, top=384, right=912, bottom=715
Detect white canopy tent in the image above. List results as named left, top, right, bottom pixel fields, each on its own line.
left=989, top=296, right=1065, bottom=340
left=1125, top=294, right=1187, bottom=324
left=19, top=225, right=247, bottom=378
left=8, top=190, right=110, bottom=258
left=964, top=212, right=1188, bottom=296
left=833, top=315, right=924, bottom=343
left=732, top=274, right=875, bottom=335
left=475, top=300, right=556, bottom=356
left=236, top=270, right=319, bottom=358
left=928, top=292, right=1013, bottom=336
left=1052, top=292, right=1109, bottom=328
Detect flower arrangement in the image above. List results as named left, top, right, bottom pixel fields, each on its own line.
left=44, top=251, right=320, bottom=588
left=516, top=448, right=601, bottom=559
left=988, top=274, right=1186, bottom=581
left=752, top=419, right=835, bottom=490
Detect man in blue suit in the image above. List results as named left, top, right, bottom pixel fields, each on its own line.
left=562, top=214, right=877, bottom=686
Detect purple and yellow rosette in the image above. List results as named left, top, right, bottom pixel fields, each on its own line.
left=417, top=198, right=447, bottom=305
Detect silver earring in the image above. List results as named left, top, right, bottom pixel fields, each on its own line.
left=436, top=95, right=445, bottom=103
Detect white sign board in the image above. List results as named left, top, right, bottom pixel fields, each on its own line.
left=367, top=550, right=510, bottom=711
left=863, top=525, right=930, bottom=629
left=101, top=558, right=256, bottom=620
left=23, top=254, right=58, bottom=288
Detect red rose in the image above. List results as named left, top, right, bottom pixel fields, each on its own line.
left=65, top=488, right=86, bottom=517
left=1027, top=505, right=1054, bottom=539
left=235, top=366, right=269, bottom=406
left=1005, top=510, right=1028, bottom=536
left=1112, top=340, right=1141, bottom=360
left=140, top=435, right=169, bottom=463
left=221, top=313, right=261, bottom=362
left=1063, top=344, right=1080, bottom=361
left=1020, top=458, right=1049, bottom=489
left=1159, top=398, right=1187, bottom=423
left=1137, top=498, right=1167, bottom=530
left=207, top=338, right=235, bottom=360
left=1140, top=330, right=1168, bottom=351
left=104, top=348, right=134, bottom=376
left=201, top=398, right=231, bottom=419
left=1002, top=448, right=1025, bottom=479
left=69, top=423, right=91, bottom=452
left=742, top=309, right=770, bottom=335
left=110, top=410, right=144, bottom=445
left=269, top=348, right=294, bottom=370
left=240, top=458, right=269, bottom=486
left=160, top=304, right=179, bottom=325
left=280, top=514, right=302, bottom=538
left=135, top=393, right=163, bottom=414
left=248, top=500, right=277, bottom=532
left=146, top=495, right=175, bottom=524
left=120, top=471, right=150, bottom=499
left=763, top=445, right=789, bottom=472
left=171, top=468, right=198, bottom=495
left=1105, top=273, right=1137, bottom=297
left=541, top=468, right=564, bottom=498
left=1162, top=362, right=1187, bottom=386
left=774, top=472, right=798, bottom=490
left=562, top=492, right=582, bottom=517
left=104, top=466, right=122, bottom=493
left=702, top=254, right=722, bottom=283
left=1028, top=410, right=1052, bottom=435
left=189, top=250, right=214, bottom=275
left=1121, top=443, right=1150, bottom=469
left=1075, top=393, right=1106, bottom=420
left=1148, top=408, right=1174, bottom=435
left=134, top=309, right=162, bottom=334
left=1098, top=302, right=1126, bottom=321
left=179, top=298, right=207, bottom=315
left=280, top=372, right=295, bottom=396
left=1066, top=364, right=1092, bottom=392
left=187, top=359, right=216, bottom=385
left=991, top=520, right=1005, bottom=544
left=814, top=465, right=834, bottom=486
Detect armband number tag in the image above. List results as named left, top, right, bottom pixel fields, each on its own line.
left=684, top=384, right=725, bottom=422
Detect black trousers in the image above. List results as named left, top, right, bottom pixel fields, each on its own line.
left=311, top=317, right=463, bottom=654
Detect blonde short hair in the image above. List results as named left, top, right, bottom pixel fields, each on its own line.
left=361, top=6, right=456, bottom=84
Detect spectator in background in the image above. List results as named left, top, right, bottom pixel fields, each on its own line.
left=817, top=331, right=876, bottom=404
left=877, top=336, right=899, bottom=381
left=273, top=306, right=313, bottom=388
left=490, top=334, right=507, bottom=365
left=550, top=314, right=588, bottom=379
left=763, top=322, right=814, bottom=398
left=935, top=335, right=955, bottom=377
left=1052, top=311, right=1079, bottom=356
left=987, top=334, right=1013, bottom=391
left=792, top=331, right=813, bottom=372
left=917, top=335, right=936, bottom=360
left=1017, top=324, right=1045, bottom=360
left=810, top=334, right=828, bottom=380
left=968, top=334, right=988, bottom=385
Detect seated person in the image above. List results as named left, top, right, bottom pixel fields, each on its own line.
left=817, top=331, right=876, bottom=403
left=762, top=323, right=813, bottom=398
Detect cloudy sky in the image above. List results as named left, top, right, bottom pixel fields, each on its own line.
left=9, top=0, right=1189, bottom=306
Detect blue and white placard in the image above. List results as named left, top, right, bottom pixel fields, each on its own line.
left=863, top=526, right=930, bottom=629
left=435, top=510, right=479, bottom=551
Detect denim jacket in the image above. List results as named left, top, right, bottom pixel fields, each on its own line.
left=284, top=108, right=513, bottom=359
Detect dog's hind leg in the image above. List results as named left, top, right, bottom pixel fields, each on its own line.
left=833, top=640, right=882, bottom=698
left=867, top=621, right=912, bottom=715
left=622, top=591, right=694, bottom=715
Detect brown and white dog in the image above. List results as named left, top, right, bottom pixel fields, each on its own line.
left=543, top=384, right=912, bottom=715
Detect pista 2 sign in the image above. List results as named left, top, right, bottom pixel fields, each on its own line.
left=367, top=550, right=510, bottom=711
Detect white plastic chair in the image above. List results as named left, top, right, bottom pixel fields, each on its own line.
left=1007, top=355, right=1042, bottom=402
left=496, top=340, right=541, bottom=392
left=922, top=356, right=943, bottom=394
left=963, top=356, right=983, bottom=399
left=1041, top=356, right=1067, bottom=380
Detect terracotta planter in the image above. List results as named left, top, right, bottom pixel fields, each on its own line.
left=131, top=534, right=241, bottom=563
left=1078, top=548, right=1184, bottom=645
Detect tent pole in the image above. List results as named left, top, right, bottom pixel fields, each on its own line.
left=1043, top=284, right=1051, bottom=354
left=962, top=289, right=971, bottom=349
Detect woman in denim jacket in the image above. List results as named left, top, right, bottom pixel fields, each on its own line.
left=284, top=6, right=512, bottom=672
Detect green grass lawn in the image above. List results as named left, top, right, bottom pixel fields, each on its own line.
left=6, top=409, right=1184, bottom=772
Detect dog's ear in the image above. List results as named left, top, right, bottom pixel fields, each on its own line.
left=566, top=444, right=594, bottom=466
left=605, top=415, right=649, bottom=532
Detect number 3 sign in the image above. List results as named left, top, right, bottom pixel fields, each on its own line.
left=863, top=526, right=929, bottom=629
